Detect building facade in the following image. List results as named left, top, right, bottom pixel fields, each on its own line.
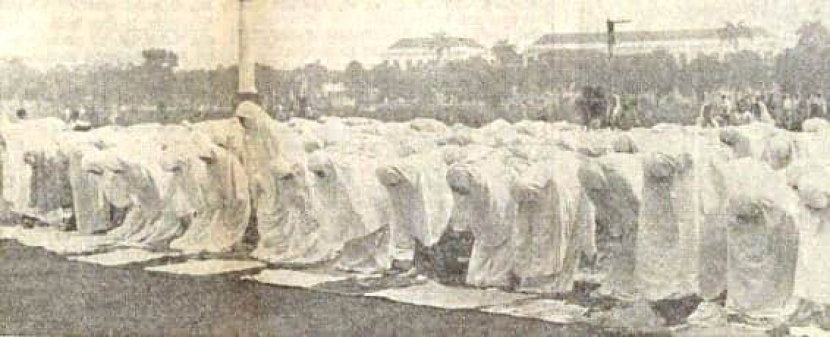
left=524, top=26, right=786, bottom=64
left=383, top=34, right=489, bottom=70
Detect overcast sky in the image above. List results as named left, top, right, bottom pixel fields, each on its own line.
left=0, top=0, right=826, bottom=70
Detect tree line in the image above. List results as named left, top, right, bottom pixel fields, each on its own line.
left=0, top=22, right=828, bottom=119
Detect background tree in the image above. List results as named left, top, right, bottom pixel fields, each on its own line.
left=140, top=48, right=179, bottom=107
left=724, top=51, right=770, bottom=90
left=491, top=40, right=522, bottom=66
left=343, top=60, right=369, bottom=104
left=683, top=54, right=727, bottom=99
left=776, top=21, right=830, bottom=94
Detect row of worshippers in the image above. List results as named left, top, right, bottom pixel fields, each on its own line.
left=9, top=103, right=830, bottom=329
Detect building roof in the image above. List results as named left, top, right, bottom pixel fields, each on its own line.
left=534, top=27, right=771, bottom=45
left=389, top=36, right=485, bottom=50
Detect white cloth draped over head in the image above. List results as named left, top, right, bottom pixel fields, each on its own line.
left=760, top=133, right=801, bottom=170
left=801, top=118, right=830, bottom=133
left=251, top=135, right=395, bottom=267
left=579, top=153, right=644, bottom=301
left=636, top=151, right=700, bottom=301
left=1, top=118, right=67, bottom=217
left=510, top=148, right=594, bottom=294
left=446, top=147, right=528, bottom=288
left=250, top=149, right=320, bottom=264
left=409, top=118, right=448, bottom=134
left=235, top=102, right=302, bottom=193
left=716, top=158, right=799, bottom=317
left=310, top=147, right=394, bottom=270
left=377, top=148, right=455, bottom=261
left=793, top=131, right=830, bottom=163
left=235, top=103, right=311, bottom=262
left=787, top=160, right=830, bottom=305
left=58, top=129, right=119, bottom=234
left=24, top=137, right=72, bottom=225
left=161, top=125, right=251, bottom=254
left=86, top=126, right=185, bottom=248
left=186, top=118, right=246, bottom=160
left=630, top=128, right=733, bottom=300
left=718, top=123, right=778, bottom=159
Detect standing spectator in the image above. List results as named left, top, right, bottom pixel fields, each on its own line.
left=752, top=95, right=774, bottom=124
left=718, top=94, right=733, bottom=122
left=765, top=92, right=777, bottom=119
left=815, top=94, right=828, bottom=119
left=156, top=103, right=167, bottom=123
left=697, top=102, right=719, bottom=128
left=782, top=94, right=797, bottom=130
left=797, top=94, right=811, bottom=130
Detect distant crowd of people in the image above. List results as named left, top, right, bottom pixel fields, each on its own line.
left=576, top=86, right=643, bottom=131
left=574, top=86, right=830, bottom=132
left=698, top=92, right=828, bottom=131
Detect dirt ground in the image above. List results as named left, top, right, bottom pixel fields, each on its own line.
left=0, top=239, right=612, bottom=336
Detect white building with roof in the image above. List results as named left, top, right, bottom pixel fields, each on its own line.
left=383, top=33, right=490, bottom=70
left=524, top=26, right=787, bottom=64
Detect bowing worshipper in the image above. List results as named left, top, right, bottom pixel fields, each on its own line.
left=635, top=146, right=733, bottom=303
left=510, top=148, right=595, bottom=294
left=241, top=112, right=312, bottom=258
left=718, top=123, right=778, bottom=160
left=446, top=147, right=524, bottom=289
left=253, top=142, right=392, bottom=266
left=802, top=118, right=830, bottom=133
left=244, top=130, right=337, bottom=265
left=579, top=153, right=644, bottom=301
left=787, top=161, right=830, bottom=329
left=376, top=149, right=455, bottom=276
left=23, top=147, right=73, bottom=227
left=309, top=145, right=395, bottom=269
left=60, top=132, right=113, bottom=234
left=92, top=147, right=183, bottom=248
left=760, top=133, right=802, bottom=171
left=713, top=158, right=800, bottom=322
left=636, top=152, right=699, bottom=301
left=234, top=102, right=306, bottom=259
left=1, top=117, right=67, bottom=222
left=187, top=118, right=246, bottom=162
left=161, top=127, right=251, bottom=254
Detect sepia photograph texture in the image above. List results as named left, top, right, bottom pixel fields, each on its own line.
left=1, top=0, right=830, bottom=335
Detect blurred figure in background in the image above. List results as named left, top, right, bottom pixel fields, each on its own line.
left=717, top=94, right=733, bottom=125
left=810, top=93, right=827, bottom=119
left=797, top=94, right=811, bottom=130
left=752, top=94, right=775, bottom=124
left=15, top=108, right=27, bottom=121
left=697, top=98, right=720, bottom=128
left=68, top=109, right=92, bottom=131
left=782, top=94, right=797, bottom=130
